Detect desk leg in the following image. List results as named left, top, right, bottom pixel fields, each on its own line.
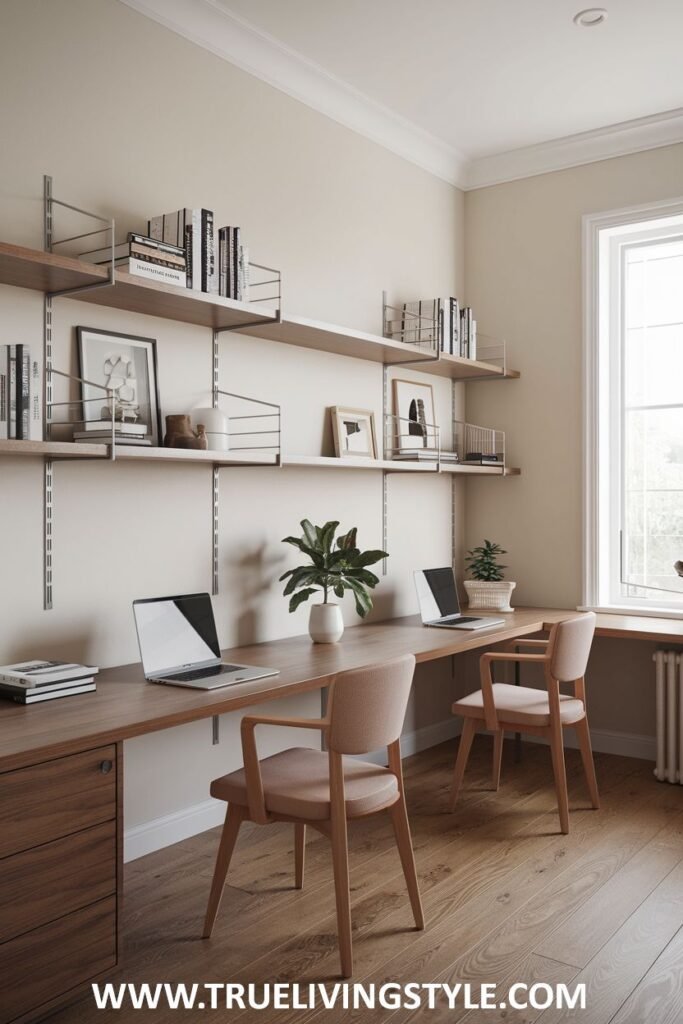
left=514, top=661, right=522, bottom=762
left=320, top=688, right=329, bottom=750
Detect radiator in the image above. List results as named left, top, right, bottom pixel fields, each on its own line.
left=653, top=651, right=683, bottom=784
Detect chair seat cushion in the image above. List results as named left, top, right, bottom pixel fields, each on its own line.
left=452, top=682, right=586, bottom=727
left=210, top=747, right=399, bottom=821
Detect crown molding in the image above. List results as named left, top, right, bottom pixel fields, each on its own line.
left=464, top=108, right=683, bottom=190
left=118, top=0, right=683, bottom=193
left=117, top=0, right=468, bottom=188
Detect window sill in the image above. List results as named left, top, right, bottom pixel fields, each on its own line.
left=579, top=604, right=683, bottom=622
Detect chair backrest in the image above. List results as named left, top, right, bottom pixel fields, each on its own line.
left=327, top=654, right=416, bottom=755
left=549, top=612, right=596, bottom=682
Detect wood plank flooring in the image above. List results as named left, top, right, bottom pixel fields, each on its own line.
left=46, top=738, right=683, bottom=1024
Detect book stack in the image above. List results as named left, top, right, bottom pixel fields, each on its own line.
left=0, top=660, right=99, bottom=705
left=389, top=298, right=478, bottom=360
left=217, top=226, right=249, bottom=301
left=459, top=307, right=477, bottom=360
left=148, top=208, right=219, bottom=293
left=72, top=422, right=150, bottom=446
left=80, top=233, right=187, bottom=289
left=0, top=344, right=42, bottom=441
left=392, top=451, right=460, bottom=463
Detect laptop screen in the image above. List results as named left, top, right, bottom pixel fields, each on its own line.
left=414, top=568, right=461, bottom=622
left=133, top=593, right=221, bottom=677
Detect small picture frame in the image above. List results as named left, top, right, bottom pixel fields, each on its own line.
left=392, top=379, right=437, bottom=452
left=77, top=327, right=162, bottom=446
left=331, top=406, right=378, bottom=459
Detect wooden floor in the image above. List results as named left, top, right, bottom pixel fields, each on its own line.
left=47, top=738, right=683, bottom=1024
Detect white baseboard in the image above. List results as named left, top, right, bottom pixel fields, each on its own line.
left=125, top=798, right=225, bottom=862
left=123, top=718, right=461, bottom=862
left=123, top=719, right=655, bottom=862
left=523, top=726, right=657, bottom=763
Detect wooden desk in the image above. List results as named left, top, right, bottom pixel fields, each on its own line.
left=0, top=606, right=678, bottom=1023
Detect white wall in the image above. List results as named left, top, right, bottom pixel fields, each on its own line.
left=464, top=144, right=683, bottom=742
left=0, top=0, right=466, bottom=857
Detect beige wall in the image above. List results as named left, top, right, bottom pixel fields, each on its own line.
left=464, top=144, right=683, bottom=740
left=0, top=0, right=466, bottom=857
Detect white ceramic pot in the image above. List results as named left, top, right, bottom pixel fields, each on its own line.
left=192, top=407, right=229, bottom=451
left=463, top=580, right=516, bottom=613
left=309, top=603, right=344, bottom=643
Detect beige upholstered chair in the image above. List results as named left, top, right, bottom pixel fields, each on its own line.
left=202, top=654, right=424, bottom=977
left=449, top=612, right=599, bottom=834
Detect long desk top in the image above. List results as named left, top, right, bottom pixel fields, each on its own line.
left=0, top=608, right=681, bottom=771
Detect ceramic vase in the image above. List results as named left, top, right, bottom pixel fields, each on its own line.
left=309, top=603, right=344, bottom=643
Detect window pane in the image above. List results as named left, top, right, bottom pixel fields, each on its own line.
left=625, top=325, right=683, bottom=407
left=623, top=407, right=683, bottom=603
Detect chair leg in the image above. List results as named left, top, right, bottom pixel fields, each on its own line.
left=449, top=718, right=477, bottom=810
left=576, top=717, right=600, bottom=809
left=548, top=722, right=570, bottom=835
left=294, top=823, right=306, bottom=889
left=202, top=803, right=245, bottom=938
left=330, top=812, right=353, bottom=978
left=492, top=729, right=504, bottom=791
left=389, top=797, right=425, bottom=930
left=329, top=752, right=353, bottom=978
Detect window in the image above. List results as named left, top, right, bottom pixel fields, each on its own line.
left=584, top=202, right=683, bottom=614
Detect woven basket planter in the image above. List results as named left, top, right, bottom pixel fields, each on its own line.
left=463, top=580, right=516, bottom=613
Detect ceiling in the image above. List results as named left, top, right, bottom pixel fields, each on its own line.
left=121, top=0, right=683, bottom=187
left=219, top=0, right=683, bottom=158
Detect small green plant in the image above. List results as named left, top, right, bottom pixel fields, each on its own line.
left=465, top=539, right=507, bottom=582
left=280, top=520, right=387, bottom=617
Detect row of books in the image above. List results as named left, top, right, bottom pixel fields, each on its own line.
left=0, top=660, right=99, bottom=705
left=389, top=298, right=478, bottom=359
left=148, top=208, right=249, bottom=300
left=72, top=420, right=151, bottom=447
left=0, top=344, right=42, bottom=441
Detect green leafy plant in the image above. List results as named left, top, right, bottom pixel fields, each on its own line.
left=280, top=520, right=387, bottom=617
left=465, top=539, right=507, bottom=582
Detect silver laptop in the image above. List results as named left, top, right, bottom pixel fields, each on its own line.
left=414, top=568, right=505, bottom=630
left=133, top=592, right=279, bottom=689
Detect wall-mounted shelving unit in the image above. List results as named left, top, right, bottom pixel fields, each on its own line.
left=0, top=177, right=521, bottom=609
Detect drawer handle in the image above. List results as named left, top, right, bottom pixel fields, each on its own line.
left=99, top=760, right=113, bottom=775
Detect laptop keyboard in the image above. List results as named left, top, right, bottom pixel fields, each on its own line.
left=169, top=664, right=242, bottom=682
left=438, top=615, right=482, bottom=624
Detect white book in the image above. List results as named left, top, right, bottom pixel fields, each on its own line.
left=30, top=353, right=42, bottom=441
left=118, top=258, right=186, bottom=288
left=0, top=660, right=99, bottom=686
left=12, top=683, right=97, bottom=704
left=0, top=676, right=95, bottom=696
left=78, top=421, right=148, bottom=435
left=0, top=345, right=7, bottom=440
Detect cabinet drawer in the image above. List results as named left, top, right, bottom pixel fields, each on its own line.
left=0, top=896, right=117, bottom=1024
left=0, top=821, right=116, bottom=944
left=0, top=746, right=116, bottom=859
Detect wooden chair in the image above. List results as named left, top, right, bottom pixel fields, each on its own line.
left=449, top=612, right=599, bottom=834
left=202, top=653, right=424, bottom=977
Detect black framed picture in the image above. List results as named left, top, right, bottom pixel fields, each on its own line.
left=77, top=327, right=162, bottom=446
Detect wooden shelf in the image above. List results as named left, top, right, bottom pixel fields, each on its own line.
left=0, top=243, right=519, bottom=381
left=283, top=454, right=435, bottom=472
left=0, top=440, right=519, bottom=475
left=0, top=439, right=108, bottom=459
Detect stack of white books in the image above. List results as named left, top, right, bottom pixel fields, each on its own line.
left=0, top=660, right=99, bottom=705
left=73, top=422, right=150, bottom=446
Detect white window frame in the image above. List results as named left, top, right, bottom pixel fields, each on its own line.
left=583, top=196, right=683, bottom=618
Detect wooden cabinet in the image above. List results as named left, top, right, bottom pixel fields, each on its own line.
left=0, top=745, right=121, bottom=1024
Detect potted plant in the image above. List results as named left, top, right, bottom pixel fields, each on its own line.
left=463, top=539, right=516, bottom=612
left=280, top=520, right=387, bottom=643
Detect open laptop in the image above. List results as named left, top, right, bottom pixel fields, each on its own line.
left=414, top=568, right=505, bottom=630
left=133, top=592, right=279, bottom=689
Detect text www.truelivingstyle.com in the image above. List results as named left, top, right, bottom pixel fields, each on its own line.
left=92, top=981, right=587, bottom=1013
